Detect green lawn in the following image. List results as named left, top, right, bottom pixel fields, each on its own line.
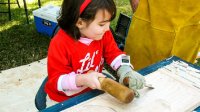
left=0, top=0, right=132, bottom=71
left=0, top=0, right=199, bottom=71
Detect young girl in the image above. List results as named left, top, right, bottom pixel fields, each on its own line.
left=45, top=0, right=145, bottom=103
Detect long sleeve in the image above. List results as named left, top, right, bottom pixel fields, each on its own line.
left=102, top=31, right=126, bottom=68
left=46, top=30, right=74, bottom=96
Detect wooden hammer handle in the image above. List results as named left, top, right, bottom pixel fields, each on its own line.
left=87, top=70, right=134, bottom=103
left=99, top=77, right=134, bottom=103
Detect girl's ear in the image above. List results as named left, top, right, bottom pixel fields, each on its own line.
left=76, top=18, right=85, bottom=29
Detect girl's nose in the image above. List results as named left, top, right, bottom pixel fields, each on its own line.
left=104, top=23, right=110, bottom=32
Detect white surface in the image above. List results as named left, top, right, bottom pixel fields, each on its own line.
left=0, top=58, right=113, bottom=112
left=0, top=58, right=47, bottom=112
left=64, top=61, right=200, bottom=112
left=1, top=59, right=200, bottom=112
left=33, top=5, right=60, bottom=23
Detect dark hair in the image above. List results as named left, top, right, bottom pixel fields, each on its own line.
left=57, top=0, right=116, bottom=40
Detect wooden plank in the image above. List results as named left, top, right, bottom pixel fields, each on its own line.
left=63, top=65, right=200, bottom=112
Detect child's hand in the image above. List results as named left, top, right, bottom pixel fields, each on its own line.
left=76, top=71, right=106, bottom=90
left=130, top=0, right=139, bottom=12
left=117, top=65, right=146, bottom=97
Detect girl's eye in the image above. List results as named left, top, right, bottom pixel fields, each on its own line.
left=99, top=24, right=105, bottom=27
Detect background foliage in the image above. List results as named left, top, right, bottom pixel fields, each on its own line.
left=0, top=0, right=199, bottom=71
left=0, top=0, right=132, bottom=71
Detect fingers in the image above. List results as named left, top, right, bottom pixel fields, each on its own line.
left=136, top=75, right=145, bottom=89
left=127, top=82, right=140, bottom=97
left=134, top=89, right=140, bottom=97
left=128, top=71, right=146, bottom=90
left=95, top=72, right=106, bottom=90
left=91, top=78, right=100, bottom=89
left=86, top=71, right=105, bottom=90
left=96, top=72, right=106, bottom=78
left=130, top=0, right=139, bottom=12
left=128, top=76, right=139, bottom=89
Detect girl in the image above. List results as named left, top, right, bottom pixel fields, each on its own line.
left=45, top=0, right=145, bottom=104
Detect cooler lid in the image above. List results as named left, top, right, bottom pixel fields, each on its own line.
left=33, top=5, right=60, bottom=23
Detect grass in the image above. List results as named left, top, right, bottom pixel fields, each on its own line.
left=0, top=0, right=62, bottom=70
left=0, top=0, right=199, bottom=71
left=0, top=0, right=131, bottom=71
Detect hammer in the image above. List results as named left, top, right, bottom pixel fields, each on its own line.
left=98, top=76, right=135, bottom=103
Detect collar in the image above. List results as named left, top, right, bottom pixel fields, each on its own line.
left=78, top=37, right=93, bottom=46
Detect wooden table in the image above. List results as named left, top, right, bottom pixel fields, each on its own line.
left=41, top=56, right=200, bottom=112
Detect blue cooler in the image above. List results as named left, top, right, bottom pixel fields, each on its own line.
left=33, top=5, right=60, bottom=37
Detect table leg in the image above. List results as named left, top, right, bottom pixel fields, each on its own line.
left=38, top=0, right=41, bottom=8
left=23, top=0, right=29, bottom=24
left=8, top=0, right=11, bottom=20
left=16, top=0, right=20, bottom=8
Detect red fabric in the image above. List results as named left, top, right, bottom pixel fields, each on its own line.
left=45, top=29, right=125, bottom=102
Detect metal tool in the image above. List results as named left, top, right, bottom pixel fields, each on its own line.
left=145, top=84, right=154, bottom=89
left=123, top=77, right=155, bottom=89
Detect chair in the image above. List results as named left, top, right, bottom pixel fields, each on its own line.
left=35, top=77, right=48, bottom=110
left=51, top=25, right=60, bottom=38
left=112, top=13, right=131, bottom=51
left=34, top=73, right=115, bottom=111
left=0, top=0, right=20, bottom=20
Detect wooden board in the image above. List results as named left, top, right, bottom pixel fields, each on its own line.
left=63, top=61, right=200, bottom=112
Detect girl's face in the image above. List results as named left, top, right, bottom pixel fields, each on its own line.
left=76, top=9, right=111, bottom=40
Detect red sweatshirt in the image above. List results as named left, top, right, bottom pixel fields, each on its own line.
left=45, top=29, right=124, bottom=102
